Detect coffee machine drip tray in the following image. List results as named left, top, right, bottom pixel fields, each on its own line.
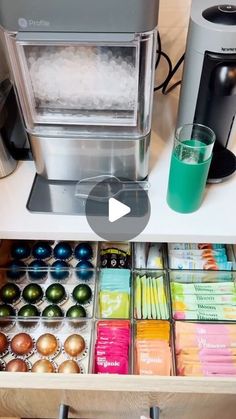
left=27, top=175, right=150, bottom=217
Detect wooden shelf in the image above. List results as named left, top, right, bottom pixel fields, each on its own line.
left=0, top=373, right=236, bottom=419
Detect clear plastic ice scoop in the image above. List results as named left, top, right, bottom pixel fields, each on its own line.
left=75, top=175, right=150, bottom=201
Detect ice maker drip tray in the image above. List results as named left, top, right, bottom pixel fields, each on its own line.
left=27, top=174, right=150, bottom=217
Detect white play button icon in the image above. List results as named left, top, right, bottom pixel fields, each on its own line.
left=108, top=198, right=131, bottom=223
left=85, top=177, right=151, bottom=241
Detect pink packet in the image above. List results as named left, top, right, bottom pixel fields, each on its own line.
left=177, top=354, right=236, bottom=368
left=177, top=350, right=236, bottom=364
left=96, top=342, right=129, bottom=350
left=98, top=328, right=130, bottom=336
left=95, top=321, right=131, bottom=375
left=97, top=330, right=129, bottom=338
left=95, top=355, right=129, bottom=374
left=177, top=347, right=236, bottom=356
left=200, top=353, right=236, bottom=364
left=175, top=321, right=236, bottom=336
left=95, top=346, right=129, bottom=355
left=175, top=333, right=236, bottom=352
left=96, top=340, right=129, bottom=347
left=97, top=320, right=130, bottom=327
left=98, top=335, right=130, bottom=343
left=95, top=344, right=127, bottom=351
left=97, top=340, right=129, bottom=347
left=178, top=362, right=236, bottom=376
left=96, top=350, right=128, bottom=357
left=98, top=331, right=130, bottom=340
left=96, top=342, right=129, bottom=348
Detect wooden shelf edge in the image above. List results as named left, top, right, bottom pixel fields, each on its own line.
left=1, top=373, right=236, bottom=394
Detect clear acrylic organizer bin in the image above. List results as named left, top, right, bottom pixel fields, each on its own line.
left=169, top=270, right=236, bottom=322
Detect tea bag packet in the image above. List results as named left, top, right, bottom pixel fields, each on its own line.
left=99, top=269, right=131, bottom=318
left=157, top=276, right=168, bottom=319
left=146, top=278, right=152, bottom=320
left=134, top=243, right=148, bottom=269
left=152, top=278, right=160, bottom=319
left=150, top=279, right=157, bottom=319
left=142, top=275, right=148, bottom=319
left=137, top=321, right=170, bottom=341
left=146, top=243, right=164, bottom=269
left=135, top=320, right=172, bottom=376
left=95, top=321, right=131, bottom=375
left=99, top=291, right=130, bottom=318
left=137, top=345, right=171, bottom=375
left=134, top=243, right=164, bottom=269
left=134, top=275, right=142, bottom=319
left=134, top=275, right=168, bottom=320
left=175, top=322, right=236, bottom=377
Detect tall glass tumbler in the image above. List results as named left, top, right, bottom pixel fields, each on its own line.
left=167, top=124, right=216, bottom=213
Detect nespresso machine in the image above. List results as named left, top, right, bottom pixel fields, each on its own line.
left=177, top=0, right=236, bottom=182
left=0, top=0, right=158, bottom=198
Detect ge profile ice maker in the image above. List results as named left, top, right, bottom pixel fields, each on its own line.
left=0, top=0, right=159, bottom=182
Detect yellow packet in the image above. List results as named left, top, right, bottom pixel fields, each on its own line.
left=135, top=275, right=142, bottom=319
left=100, top=291, right=129, bottom=318
left=141, top=275, right=148, bottom=319
left=147, top=277, right=152, bottom=319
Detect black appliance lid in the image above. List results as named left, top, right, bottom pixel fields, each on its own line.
left=203, top=5, right=236, bottom=25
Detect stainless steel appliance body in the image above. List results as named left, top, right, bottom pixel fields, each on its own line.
left=30, top=133, right=150, bottom=182
left=0, top=0, right=159, bottom=181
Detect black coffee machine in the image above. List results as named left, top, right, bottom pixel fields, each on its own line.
left=177, top=0, right=236, bottom=182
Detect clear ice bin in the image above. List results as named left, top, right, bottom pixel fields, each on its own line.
left=5, top=32, right=156, bottom=133
left=5, top=31, right=156, bottom=180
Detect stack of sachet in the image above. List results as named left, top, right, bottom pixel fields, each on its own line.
left=94, top=320, right=130, bottom=374
left=134, top=243, right=164, bottom=269
left=171, top=280, right=236, bottom=321
left=99, top=269, right=131, bottom=318
left=168, top=243, right=233, bottom=270
left=175, top=322, right=236, bottom=376
left=134, top=274, right=168, bottom=320
left=135, top=321, right=172, bottom=375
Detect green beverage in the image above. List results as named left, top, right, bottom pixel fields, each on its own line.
left=167, top=149, right=212, bottom=213
left=167, top=124, right=215, bottom=213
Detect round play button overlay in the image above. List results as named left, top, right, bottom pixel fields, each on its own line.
left=84, top=177, right=151, bottom=241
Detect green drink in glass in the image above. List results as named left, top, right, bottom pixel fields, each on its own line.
left=167, top=124, right=216, bottom=213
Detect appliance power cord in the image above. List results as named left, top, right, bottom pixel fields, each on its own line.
left=154, top=31, right=185, bottom=95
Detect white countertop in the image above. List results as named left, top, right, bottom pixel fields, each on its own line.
left=0, top=0, right=235, bottom=243
left=0, top=87, right=235, bottom=243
